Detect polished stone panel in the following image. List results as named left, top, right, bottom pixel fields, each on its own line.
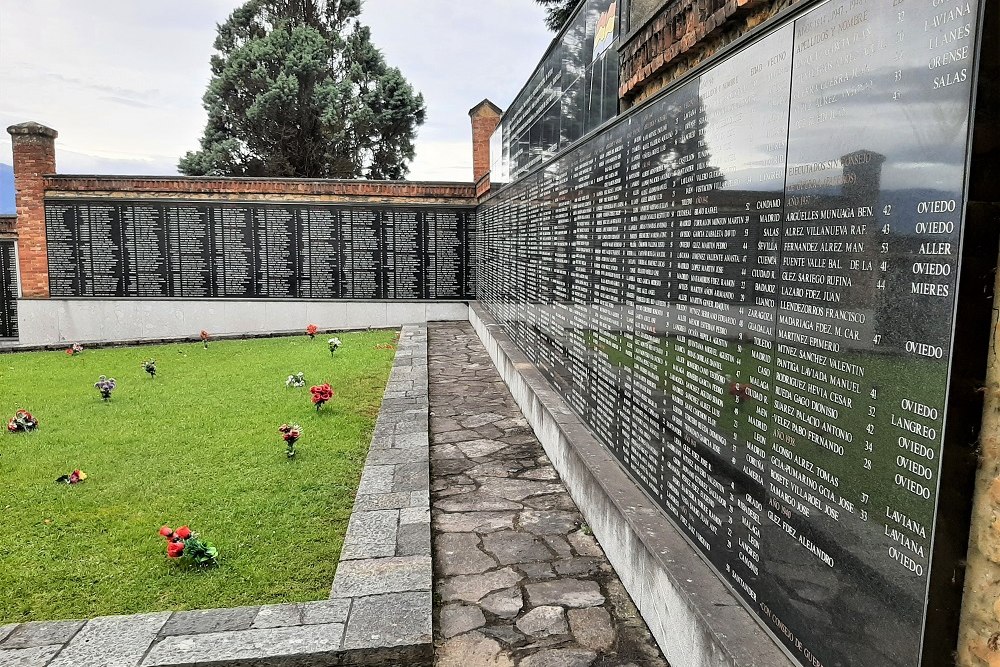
left=0, top=240, right=16, bottom=338
left=43, top=201, right=476, bottom=300
left=477, top=1, right=986, bottom=665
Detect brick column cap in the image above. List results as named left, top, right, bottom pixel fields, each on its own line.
left=7, top=122, right=58, bottom=139
left=468, top=99, right=502, bottom=118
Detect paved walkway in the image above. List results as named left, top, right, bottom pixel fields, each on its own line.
left=429, top=323, right=668, bottom=667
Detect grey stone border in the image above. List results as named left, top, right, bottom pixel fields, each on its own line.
left=468, top=303, right=795, bottom=667
left=0, top=325, right=432, bottom=667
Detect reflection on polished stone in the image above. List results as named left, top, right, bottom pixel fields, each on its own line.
left=478, top=1, right=983, bottom=665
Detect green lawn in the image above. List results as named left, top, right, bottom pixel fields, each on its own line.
left=0, top=330, right=397, bottom=623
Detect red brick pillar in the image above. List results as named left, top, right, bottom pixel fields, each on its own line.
left=469, top=99, right=502, bottom=185
left=7, top=122, right=57, bottom=298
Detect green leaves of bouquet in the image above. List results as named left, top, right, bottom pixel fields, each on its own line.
left=159, top=525, right=219, bottom=567
left=184, top=535, right=220, bottom=567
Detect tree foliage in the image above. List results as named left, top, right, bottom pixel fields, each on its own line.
left=179, top=0, right=425, bottom=179
left=536, top=0, right=578, bottom=31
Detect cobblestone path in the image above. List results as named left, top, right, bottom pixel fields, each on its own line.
left=429, top=323, right=668, bottom=667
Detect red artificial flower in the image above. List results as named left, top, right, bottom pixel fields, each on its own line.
left=159, top=525, right=173, bottom=538
left=200, top=330, right=210, bottom=341
left=7, top=419, right=16, bottom=432
left=306, top=324, right=318, bottom=336
left=310, top=384, right=334, bottom=404
left=66, top=348, right=74, bottom=355
left=175, top=526, right=192, bottom=540
left=167, top=541, right=185, bottom=558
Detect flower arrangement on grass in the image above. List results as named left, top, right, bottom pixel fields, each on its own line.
left=374, top=343, right=395, bottom=351
left=310, top=383, right=334, bottom=411
left=306, top=324, right=318, bottom=339
left=200, top=330, right=211, bottom=349
left=328, top=337, right=342, bottom=356
left=285, top=372, right=305, bottom=388
left=56, top=469, right=87, bottom=484
left=65, top=343, right=84, bottom=356
left=7, top=410, right=38, bottom=433
left=278, top=423, right=301, bottom=458
left=158, top=525, right=218, bottom=567
left=142, top=359, right=157, bottom=379
left=94, top=375, right=117, bottom=401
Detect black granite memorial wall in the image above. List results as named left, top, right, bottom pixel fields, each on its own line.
left=43, top=200, right=476, bottom=300
left=478, top=0, right=987, bottom=665
left=0, top=240, right=16, bottom=338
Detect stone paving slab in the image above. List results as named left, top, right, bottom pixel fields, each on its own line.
left=160, top=607, right=259, bottom=637
left=1, top=621, right=84, bottom=650
left=330, top=556, right=433, bottom=598
left=143, top=624, right=346, bottom=666
left=252, top=604, right=303, bottom=630
left=428, top=322, right=668, bottom=667
left=0, top=645, right=63, bottom=667
left=339, top=510, right=399, bottom=560
left=340, top=591, right=432, bottom=651
left=0, top=325, right=433, bottom=667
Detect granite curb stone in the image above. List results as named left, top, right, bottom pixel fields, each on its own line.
left=48, top=612, right=170, bottom=667
left=160, top=608, right=259, bottom=637
left=0, top=621, right=85, bottom=650
left=0, top=645, right=63, bottom=667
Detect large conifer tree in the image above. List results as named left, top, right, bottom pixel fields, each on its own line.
left=179, top=0, right=425, bottom=179
left=536, top=0, right=578, bottom=31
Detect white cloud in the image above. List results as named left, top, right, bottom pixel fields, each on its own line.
left=0, top=0, right=552, bottom=181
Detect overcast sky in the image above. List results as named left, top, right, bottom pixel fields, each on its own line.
left=0, top=1, right=553, bottom=182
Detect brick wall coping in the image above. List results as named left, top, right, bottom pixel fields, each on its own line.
left=43, top=175, right=476, bottom=202
left=0, top=325, right=433, bottom=667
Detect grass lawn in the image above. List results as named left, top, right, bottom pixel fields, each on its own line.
left=0, top=329, right=398, bottom=623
